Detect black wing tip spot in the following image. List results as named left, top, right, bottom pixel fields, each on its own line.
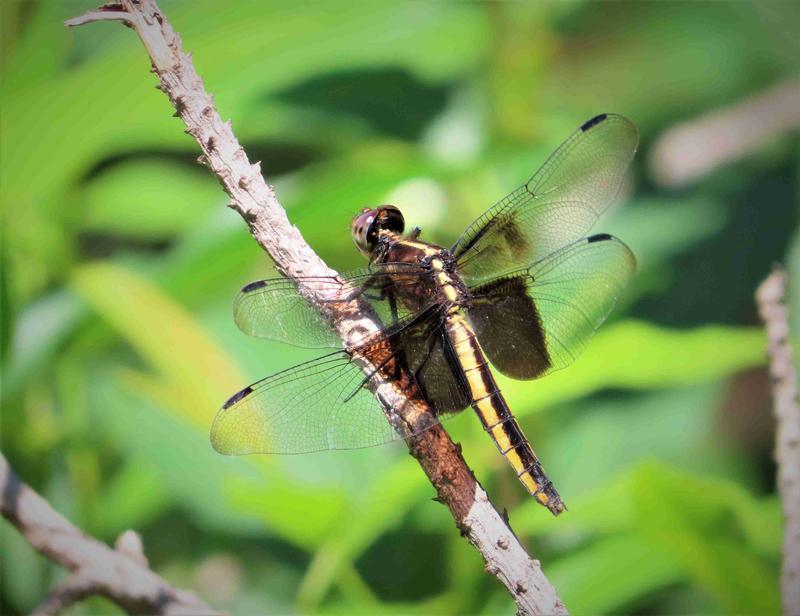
left=242, top=280, right=267, bottom=293
left=580, top=113, right=609, bottom=132
left=587, top=233, right=613, bottom=243
left=223, top=386, right=254, bottom=409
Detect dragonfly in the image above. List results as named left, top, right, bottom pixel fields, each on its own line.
left=211, top=113, right=638, bottom=515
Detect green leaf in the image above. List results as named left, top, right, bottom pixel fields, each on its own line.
left=502, top=320, right=765, bottom=415
left=632, top=461, right=780, bottom=614
left=79, top=159, right=222, bottom=238
left=548, top=533, right=684, bottom=614
left=294, top=461, right=426, bottom=611
left=92, top=458, right=170, bottom=539
left=70, top=261, right=243, bottom=422
left=1, top=2, right=487, bottom=211
left=514, top=469, right=638, bottom=537
left=1, top=519, right=47, bottom=613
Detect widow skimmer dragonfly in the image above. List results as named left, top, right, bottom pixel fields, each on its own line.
left=212, top=113, right=638, bottom=515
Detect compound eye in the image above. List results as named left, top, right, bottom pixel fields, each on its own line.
left=351, top=209, right=378, bottom=255
left=379, top=206, right=405, bottom=235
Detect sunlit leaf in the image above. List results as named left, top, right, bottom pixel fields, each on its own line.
left=79, top=159, right=222, bottom=238
left=633, top=461, right=780, bottom=614
left=71, top=261, right=242, bottom=421
left=503, top=320, right=765, bottom=415
left=548, top=533, right=684, bottom=614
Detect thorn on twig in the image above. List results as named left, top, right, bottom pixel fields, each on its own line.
left=173, top=96, right=186, bottom=116
left=115, top=530, right=148, bottom=567
left=206, top=136, right=216, bottom=153
left=64, top=5, right=131, bottom=27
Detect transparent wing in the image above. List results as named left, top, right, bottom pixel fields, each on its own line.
left=212, top=309, right=468, bottom=455
left=212, top=351, right=401, bottom=454
left=467, top=233, right=635, bottom=380
left=452, top=114, right=638, bottom=283
left=233, top=264, right=429, bottom=349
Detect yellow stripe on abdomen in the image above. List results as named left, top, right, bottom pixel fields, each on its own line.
left=445, top=311, right=566, bottom=515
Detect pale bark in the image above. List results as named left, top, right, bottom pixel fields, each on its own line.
left=756, top=268, right=800, bottom=615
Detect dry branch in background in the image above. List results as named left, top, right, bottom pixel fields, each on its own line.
left=64, top=1, right=566, bottom=614
left=756, top=267, right=800, bottom=615
left=649, top=78, right=800, bottom=188
left=0, top=453, right=218, bottom=615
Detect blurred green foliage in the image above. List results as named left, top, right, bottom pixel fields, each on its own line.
left=1, top=1, right=798, bottom=614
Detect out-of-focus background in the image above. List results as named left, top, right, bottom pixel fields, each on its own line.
left=2, top=1, right=799, bottom=614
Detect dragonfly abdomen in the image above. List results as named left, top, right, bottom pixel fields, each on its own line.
left=446, top=312, right=566, bottom=516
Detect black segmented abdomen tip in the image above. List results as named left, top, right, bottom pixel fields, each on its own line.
left=223, top=386, right=254, bottom=409
left=588, top=233, right=613, bottom=243
left=580, top=113, right=608, bottom=132
left=241, top=280, right=267, bottom=293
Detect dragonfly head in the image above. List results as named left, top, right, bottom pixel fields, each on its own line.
left=351, top=205, right=405, bottom=256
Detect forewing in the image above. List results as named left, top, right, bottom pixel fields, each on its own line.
left=467, top=234, right=635, bottom=379
left=453, top=114, right=638, bottom=283
left=233, top=264, right=429, bottom=349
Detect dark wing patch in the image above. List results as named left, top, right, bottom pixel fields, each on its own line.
left=468, top=234, right=635, bottom=380
left=467, top=276, right=550, bottom=380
